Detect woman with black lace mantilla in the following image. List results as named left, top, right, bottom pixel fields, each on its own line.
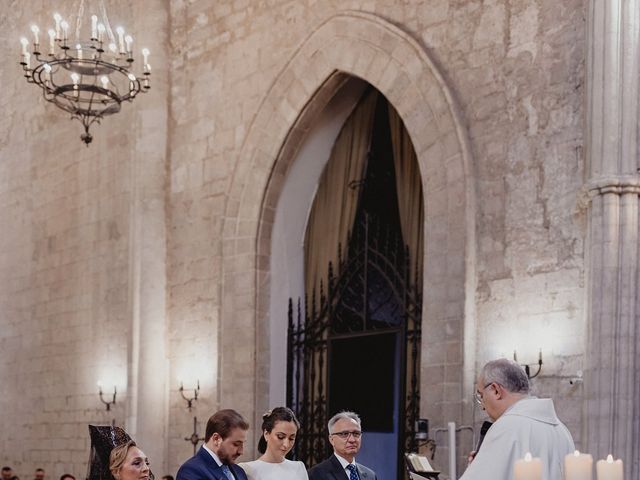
left=86, top=425, right=153, bottom=480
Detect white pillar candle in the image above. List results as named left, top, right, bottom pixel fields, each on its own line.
left=565, top=451, right=593, bottom=480
left=447, top=421, right=456, bottom=480
left=514, top=453, right=542, bottom=480
left=596, top=455, right=623, bottom=480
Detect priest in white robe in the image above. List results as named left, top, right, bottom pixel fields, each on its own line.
left=459, top=359, right=575, bottom=480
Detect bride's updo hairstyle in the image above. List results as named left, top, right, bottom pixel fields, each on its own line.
left=257, top=407, right=300, bottom=454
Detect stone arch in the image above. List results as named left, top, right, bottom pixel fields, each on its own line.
left=220, top=11, right=477, bottom=434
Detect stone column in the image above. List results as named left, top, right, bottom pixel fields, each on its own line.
left=585, top=1, right=640, bottom=477
left=124, top=1, right=170, bottom=474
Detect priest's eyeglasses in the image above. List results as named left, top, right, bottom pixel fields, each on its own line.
left=331, top=430, right=362, bottom=440
left=474, top=383, right=494, bottom=406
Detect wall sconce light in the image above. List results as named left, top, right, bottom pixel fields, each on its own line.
left=97, top=382, right=117, bottom=411
left=513, top=350, right=543, bottom=379
left=179, top=380, right=200, bottom=411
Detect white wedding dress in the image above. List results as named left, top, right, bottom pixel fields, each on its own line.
left=239, top=459, right=309, bottom=480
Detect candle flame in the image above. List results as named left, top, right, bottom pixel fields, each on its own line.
left=524, top=453, right=532, bottom=462
left=606, top=454, right=613, bottom=463
left=573, top=450, right=580, bottom=457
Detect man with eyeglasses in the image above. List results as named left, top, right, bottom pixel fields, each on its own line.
left=460, top=359, right=575, bottom=480
left=309, top=411, right=378, bottom=480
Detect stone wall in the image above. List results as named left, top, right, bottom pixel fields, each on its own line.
left=167, top=0, right=586, bottom=473
left=0, top=0, right=169, bottom=477
left=0, top=0, right=587, bottom=479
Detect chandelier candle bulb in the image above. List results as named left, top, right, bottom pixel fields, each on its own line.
left=100, top=76, right=109, bottom=88
left=514, top=453, right=542, bottom=480
left=108, top=43, right=117, bottom=62
left=116, top=27, right=125, bottom=53
left=565, top=451, right=593, bottom=480
left=48, top=29, right=55, bottom=54
left=91, top=15, right=98, bottom=39
left=76, top=44, right=83, bottom=60
left=43, top=63, right=52, bottom=84
left=71, top=73, right=79, bottom=97
left=60, top=20, right=68, bottom=43
left=142, top=47, right=149, bottom=65
left=20, top=37, right=28, bottom=56
left=31, top=25, right=40, bottom=46
left=53, top=13, right=62, bottom=39
left=97, top=23, right=105, bottom=44
left=595, top=455, right=622, bottom=480
left=125, top=35, right=132, bottom=53
left=128, top=73, right=136, bottom=92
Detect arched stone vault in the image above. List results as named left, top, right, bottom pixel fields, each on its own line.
left=220, top=11, right=477, bottom=435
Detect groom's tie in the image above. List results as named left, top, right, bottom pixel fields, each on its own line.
left=220, top=465, right=235, bottom=480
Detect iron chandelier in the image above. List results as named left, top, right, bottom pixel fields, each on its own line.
left=19, top=0, right=151, bottom=145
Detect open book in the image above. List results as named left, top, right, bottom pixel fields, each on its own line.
left=406, top=453, right=435, bottom=473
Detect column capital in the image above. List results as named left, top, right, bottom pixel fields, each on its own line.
left=586, top=175, right=640, bottom=196
left=578, top=175, right=640, bottom=210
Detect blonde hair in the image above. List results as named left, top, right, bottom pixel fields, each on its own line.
left=109, top=441, right=137, bottom=479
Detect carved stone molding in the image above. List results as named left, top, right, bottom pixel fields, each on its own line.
left=587, top=175, right=640, bottom=196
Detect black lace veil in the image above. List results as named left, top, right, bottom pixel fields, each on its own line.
left=86, top=425, right=133, bottom=480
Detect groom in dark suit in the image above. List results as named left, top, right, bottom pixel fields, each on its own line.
left=176, top=409, right=249, bottom=480
left=309, top=411, right=378, bottom=480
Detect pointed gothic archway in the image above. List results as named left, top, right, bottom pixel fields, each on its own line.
left=219, top=11, right=478, bottom=460
left=287, top=90, right=424, bottom=479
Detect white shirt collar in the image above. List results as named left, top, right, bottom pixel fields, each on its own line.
left=334, top=452, right=356, bottom=468
left=202, top=444, right=223, bottom=467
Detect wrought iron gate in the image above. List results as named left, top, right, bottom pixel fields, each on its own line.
left=286, top=213, right=422, bottom=474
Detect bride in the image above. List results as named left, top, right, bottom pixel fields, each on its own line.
left=239, top=407, right=308, bottom=480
